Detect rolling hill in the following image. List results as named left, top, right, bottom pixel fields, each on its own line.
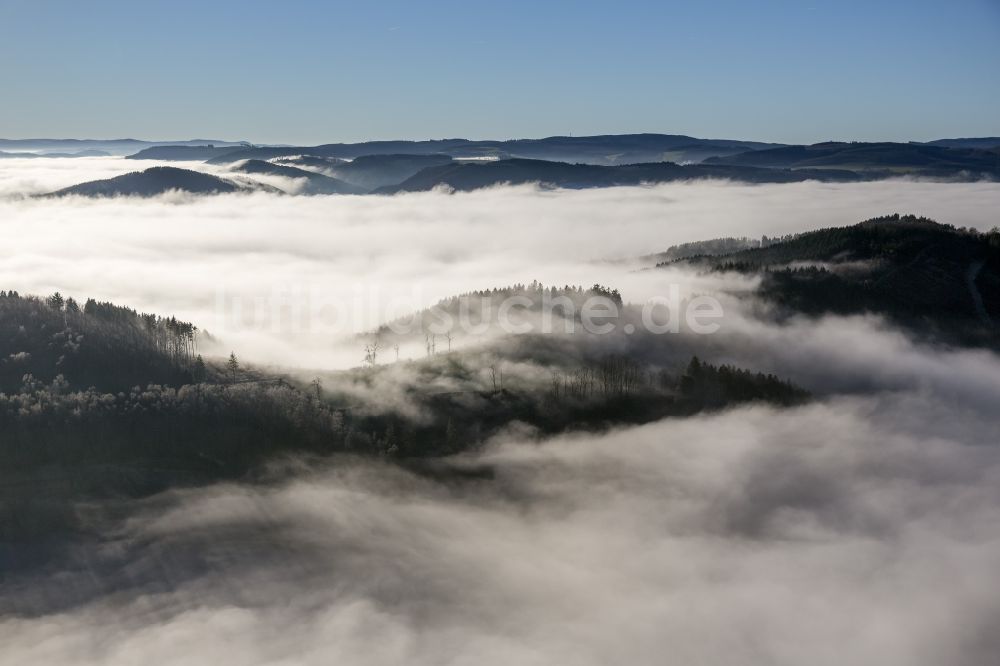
left=47, top=166, right=245, bottom=197
left=377, top=158, right=865, bottom=192
left=325, top=153, right=455, bottom=190
left=203, top=134, right=785, bottom=166
left=232, top=160, right=366, bottom=194
left=0, top=286, right=806, bottom=549
left=920, top=137, right=1000, bottom=150
left=704, top=141, right=1000, bottom=177
left=669, top=214, right=1000, bottom=345
left=273, top=155, right=349, bottom=170
left=126, top=145, right=247, bottom=161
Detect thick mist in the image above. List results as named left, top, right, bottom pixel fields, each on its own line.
left=3, top=387, right=999, bottom=666
left=1, top=158, right=999, bottom=368
left=3, top=158, right=1000, bottom=665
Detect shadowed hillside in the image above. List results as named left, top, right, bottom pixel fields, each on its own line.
left=203, top=134, right=784, bottom=166
left=667, top=214, right=1000, bottom=344
left=47, top=166, right=243, bottom=197
left=705, top=141, right=1000, bottom=177
left=232, top=160, right=366, bottom=194
left=378, top=158, right=865, bottom=192
left=126, top=145, right=246, bottom=161
left=0, top=292, right=199, bottom=393
left=326, top=154, right=454, bottom=190
left=272, top=155, right=348, bottom=170
left=0, top=287, right=808, bottom=540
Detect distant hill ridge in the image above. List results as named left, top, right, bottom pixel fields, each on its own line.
left=36, top=134, right=1000, bottom=196
left=47, top=166, right=245, bottom=197
left=704, top=141, right=1000, bottom=175
left=376, top=158, right=866, bottom=192
left=231, top=160, right=366, bottom=194
left=0, top=137, right=248, bottom=157
left=119, top=134, right=1000, bottom=173
left=141, top=133, right=785, bottom=166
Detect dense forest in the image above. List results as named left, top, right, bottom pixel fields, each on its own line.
left=0, top=287, right=811, bottom=544
left=6, top=213, right=995, bottom=515
left=647, top=234, right=797, bottom=264
left=665, top=215, right=1000, bottom=345
left=0, top=291, right=198, bottom=393
left=47, top=166, right=246, bottom=197
left=703, top=141, right=1000, bottom=176
left=374, top=281, right=624, bottom=348
left=12, top=213, right=995, bottom=548
left=231, top=160, right=365, bottom=194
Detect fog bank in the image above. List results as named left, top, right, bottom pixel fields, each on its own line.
left=2, top=390, right=998, bottom=666
left=1, top=158, right=998, bottom=368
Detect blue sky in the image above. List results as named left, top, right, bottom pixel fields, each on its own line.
left=1, top=0, right=998, bottom=144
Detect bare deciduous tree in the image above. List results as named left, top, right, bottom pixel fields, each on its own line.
left=363, top=334, right=381, bottom=368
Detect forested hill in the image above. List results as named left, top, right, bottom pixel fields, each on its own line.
left=231, top=160, right=366, bottom=194
left=119, top=135, right=1000, bottom=183
left=124, top=145, right=247, bottom=161
left=46, top=140, right=1000, bottom=198
left=0, top=288, right=809, bottom=547
left=324, top=153, right=454, bottom=190
left=641, top=236, right=771, bottom=264
left=0, top=291, right=200, bottom=393
left=699, top=214, right=999, bottom=267
left=377, top=158, right=864, bottom=192
left=0, top=292, right=341, bottom=519
left=192, top=134, right=782, bottom=166
left=672, top=215, right=1000, bottom=344
left=47, top=166, right=243, bottom=197
left=704, top=141, right=1000, bottom=177
left=231, top=155, right=454, bottom=193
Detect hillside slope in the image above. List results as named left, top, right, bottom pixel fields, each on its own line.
left=126, top=145, right=247, bottom=161
left=705, top=141, right=1000, bottom=177
left=233, top=160, right=366, bottom=194
left=205, top=134, right=784, bottom=166
left=326, top=154, right=454, bottom=190
left=47, top=166, right=244, bottom=197
left=672, top=215, right=1000, bottom=344
left=378, top=158, right=865, bottom=192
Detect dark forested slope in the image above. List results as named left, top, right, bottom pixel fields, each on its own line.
left=47, top=167, right=243, bottom=197
left=704, top=142, right=1000, bottom=177
left=378, top=158, right=864, bottom=193
left=232, top=160, right=366, bottom=194
left=201, top=134, right=783, bottom=166
left=0, top=289, right=805, bottom=491
left=669, top=215, right=1000, bottom=344
left=326, top=154, right=454, bottom=190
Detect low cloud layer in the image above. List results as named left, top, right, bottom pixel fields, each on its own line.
left=3, top=387, right=999, bottom=665
left=3, top=159, right=1000, bottom=664
left=2, top=158, right=999, bottom=368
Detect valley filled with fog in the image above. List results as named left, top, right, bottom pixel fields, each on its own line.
left=2, top=157, right=1000, bottom=665
left=3, top=156, right=1000, bottom=368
